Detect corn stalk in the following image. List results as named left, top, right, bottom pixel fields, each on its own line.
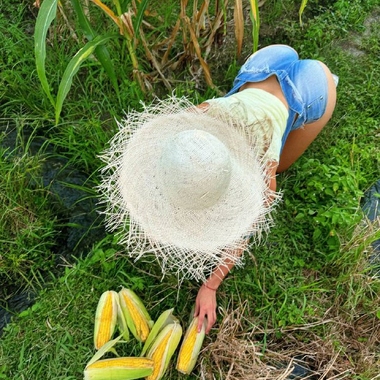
left=89, top=0, right=149, bottom=92
left=35, top=0, right=310, bottom=102
left=250, top=0, right=260, bottom=53
left=299, top=0, right=309, bottom=26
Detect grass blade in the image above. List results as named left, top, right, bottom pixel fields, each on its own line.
left=34, top=0, right=58, bottom=107
left=249, top=0, right=260, bottom=52
left=70, top=0, right=95, bottom=41
left=112, top=0, right=122, bottom=16
left=55, top=34, right=114, bottom=124
left=133, top=0, right=149, bottom=38
left=183, top=16, right=215, bottom=88
left=90, top=0, right=122, bottom=29
left=70, top=0, right=120, bottom=97
left=299, top=0, right=308, bottom=26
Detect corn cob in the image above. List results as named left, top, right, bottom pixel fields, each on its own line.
left=94, top=290, right=118, bottom=350
left=141, top=308, right=179, bottom=356
left=146, top=322, right=183, bottom=380
left=176, top=316, right=206, bottom=374
left=84, top=357, right=154, bottom=380
left=116, top=294, right=130, bottom=341
left=118, top=288, right=153, bottom=342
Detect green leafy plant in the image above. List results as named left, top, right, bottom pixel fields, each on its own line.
left=85, top=0, right=149, bottom=91
left=299, top=0, right=309, bottom=26
left=70, top=0, right=120, bottom=96
left=34, top=0, right=310, bottom=120
left=34, top=0, right=117, bottom=124
left=2, top=0, right=380, bottom=379
left=250, top=0, right=260, bottom=52
left=34, top=0, right=57, bottom=108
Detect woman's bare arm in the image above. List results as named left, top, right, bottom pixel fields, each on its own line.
left=194, top=160, right=278, bottom=333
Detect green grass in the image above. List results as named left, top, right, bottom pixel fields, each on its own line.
left=0, top=123, right=57, bottom=291
left=1, top=0, right=380, bottom=379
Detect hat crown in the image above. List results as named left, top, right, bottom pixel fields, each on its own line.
left=99, top=96, right=277, bottom=281
left=159, top=129, right=232, bottom=210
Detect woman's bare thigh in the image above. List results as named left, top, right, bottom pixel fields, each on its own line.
left=277, top=62, right=337, bottom=173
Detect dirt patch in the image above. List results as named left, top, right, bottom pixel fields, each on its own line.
left=335, top=7, right=380, bottom=57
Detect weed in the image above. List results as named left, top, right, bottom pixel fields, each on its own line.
left=1, top=0, right=379, bottom=379
left=0, top=123, right=56, bottom=294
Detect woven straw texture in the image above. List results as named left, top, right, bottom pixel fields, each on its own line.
left=98, top=96, right=279, bottom=282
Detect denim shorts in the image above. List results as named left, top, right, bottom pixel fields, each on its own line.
left=225, top=45, right=330, bottom=151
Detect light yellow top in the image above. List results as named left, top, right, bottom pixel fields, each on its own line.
left=206, top=88, right=289, bottom=162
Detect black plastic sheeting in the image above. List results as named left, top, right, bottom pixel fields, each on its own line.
left=0, top=158, right=105, bottom=332
left=361, top=179, right=380, bottom=274
left=0, top=127, right=105, bottom=334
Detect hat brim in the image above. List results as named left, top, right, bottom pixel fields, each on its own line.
left=98, top=96, right=278, bottom=281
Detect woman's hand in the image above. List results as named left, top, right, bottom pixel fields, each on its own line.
left=194, top=284, right=217, bottom=334
left=193, top=253, right=243, bottom=334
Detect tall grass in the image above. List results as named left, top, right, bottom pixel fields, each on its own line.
left=0, top=124, right=56, bottom=291
left=0, top=0, right=379, bottom=379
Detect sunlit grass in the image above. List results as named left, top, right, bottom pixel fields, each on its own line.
left=1, top=0, right=379, bottom=379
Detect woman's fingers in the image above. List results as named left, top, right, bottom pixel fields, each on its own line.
left=194, top=286, right=218, bottom=333
left=194, top=298, right=200, bottom=317
left=197, top=312, right=205, bottom=333
left=205, top=309, right=216, bottom=334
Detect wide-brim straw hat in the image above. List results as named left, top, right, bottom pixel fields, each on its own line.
left=98, top=96, right=279, bottom=282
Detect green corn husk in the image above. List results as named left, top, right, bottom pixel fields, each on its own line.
left=94, top=290, right=118, bottom=350
left=141, top=308, right=179, bottom=356
left=84, top=357, right=154, bottom=380
left=176, top=316, right=206, bottom=374
left=146, top=322, right=183, bottom=380
left=116, top=294, right=130, bottom=341
left=119, top=288, right=154, bottom=342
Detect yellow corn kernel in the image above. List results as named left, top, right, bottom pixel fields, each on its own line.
left=94, top=290, right=118, bottom=350
left=147, top=330, right=171, bottom=380
left=119, top=288, right=153, bottom=342
left=84, top=357, right=154, bottom=380
left=176, top=316, right=206, bottom=374
left=146, top=322, right=183, bottom=380
left=141, top=308, right=178, bottom=356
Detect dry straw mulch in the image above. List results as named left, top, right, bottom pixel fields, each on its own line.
left=198, top=301, right=380, bottom=380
